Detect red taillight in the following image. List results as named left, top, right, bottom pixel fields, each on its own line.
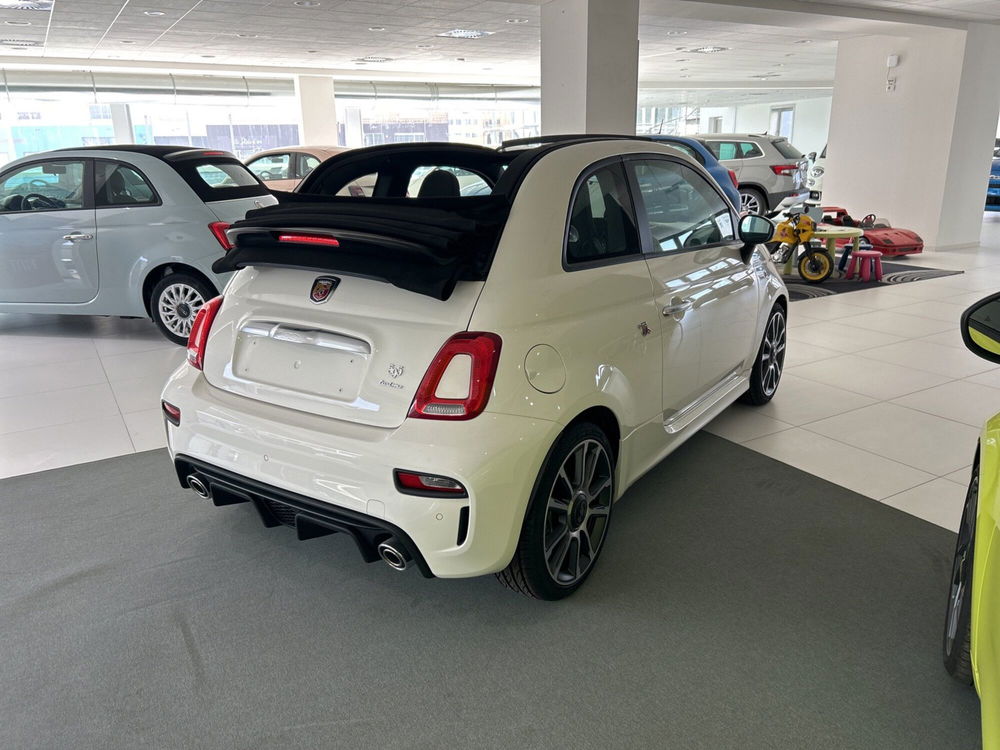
left=161, top=400, right=181, bottom=426
left=728, top=169, right=739, bottom=188
left=186, top=296, right=223, bottom=371
left=208, top=221, right=233, bottom=251
left=409, top=332, right=502, bottom=421
left=770, top=164, right=799, bottom=176
left=277, top=232, right=340, bottom=247
left=394, top=470, right=468, bottom=496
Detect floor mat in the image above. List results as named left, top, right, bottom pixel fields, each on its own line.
left=0, top=435, right=981, bottom=749
left=783, top=259, right=963, bottom=300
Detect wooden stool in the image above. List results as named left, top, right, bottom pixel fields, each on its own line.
left=845, top=249, right=884, bottom=282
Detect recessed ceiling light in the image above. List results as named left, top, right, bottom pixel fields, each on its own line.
left=482, top=66, right=492, bottom=70
left=674, top=58, right=689, bottom=62
left=353, top=55, right=392, bottom=63
left=437, top=29, right=493, bottom=39
left=665, top=30, right=687, bottom=36
left=0, top=0, right=52, bottom=9
left=3, top=18, right=30, bottom=24
left=235, top=33, right=259, bottom=38
left=505, top=18, right=528, bottom=24
left=293, top=0, right=319, bottom=6
left=120, top=40, right=137, bottom=44
left=751, top=73, right=781, bottom=79
left=368, top=26, right=384, bottom=31
left=416, top=43, right=433, bottom=49
left=455, top=57, right=466, bottom=61
left=691, top=46, right=728, bottom=53
left=306, top=49, right=318, bottom=53
left=201, top=54, right=215, bottom=58
left=143, top=10, right=165, bottom=16
left=794, top=39, right=812, bottom=44
left=679, top=74, right=691, bottom=78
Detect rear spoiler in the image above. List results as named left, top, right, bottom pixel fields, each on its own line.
left=213, top=197, right=510, bottom=301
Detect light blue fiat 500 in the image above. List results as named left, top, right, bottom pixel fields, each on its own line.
left=0, top=145, right=276, bottom=344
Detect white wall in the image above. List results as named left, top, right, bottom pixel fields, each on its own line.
left=732, top=97, right=831, bottom=156
left=698, top=106, right=736, bottom=133
left=823, top=26, right=1000, bottom=249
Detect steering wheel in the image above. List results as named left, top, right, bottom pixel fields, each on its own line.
left=24, top=193, right=61, bottom=209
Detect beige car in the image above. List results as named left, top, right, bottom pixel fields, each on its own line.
left=245, top=146, right=348, bottom=192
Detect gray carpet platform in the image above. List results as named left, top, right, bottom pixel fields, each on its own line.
left=0, top=434, right=982, bottom=749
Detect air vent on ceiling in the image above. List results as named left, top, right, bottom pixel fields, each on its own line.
left=0, top=38, right=40, bottom=46
left=353, top=56, right=392, bottom=63
left=0, top=0, right=53, bottom=10
left=437, top=29, right=494, bottom=39
left=691, top=46, right=729, bottom=54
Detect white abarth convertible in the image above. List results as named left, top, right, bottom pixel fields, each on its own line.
left=161, top=137, right=787, bottom=600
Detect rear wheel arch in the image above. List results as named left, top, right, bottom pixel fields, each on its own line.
left=142, top=263, right=218, bottom=318
left=565, top=406, right=621, bottom=469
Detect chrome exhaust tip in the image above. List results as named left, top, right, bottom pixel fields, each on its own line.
left=377, top=539, right=412, bottom=571
left=187, top=475, right=211, bottom=500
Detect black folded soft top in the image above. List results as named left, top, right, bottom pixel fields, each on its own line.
left=214, top=195, right=511, bottom=300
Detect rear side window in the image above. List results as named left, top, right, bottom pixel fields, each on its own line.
left=95, top=161, right=157, bottom=207
left=772, top=139, right=804, bottom=159
left=631, top=159, right=734, bottom=253
left=170, top=158, right=269, bottom=202
left=707, top=141, right=764, bottom=160
left=659, top=142, right=703, bottom=164
left=565, top=162, right=641, bottom=266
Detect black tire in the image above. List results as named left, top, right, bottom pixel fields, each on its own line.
left=741, top=304, right=786, bottom=406
left=797, top=249, right=833, bottom=284
left=496, top=422, right=615, bottom=600
left=149, top=272, right=216, bottom=346
left=943, top=461, right=978, bottom=684
left=739, top=187, right=767, bottom=215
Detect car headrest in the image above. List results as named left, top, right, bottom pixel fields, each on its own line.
left=418, top=169, right=461, bottom=198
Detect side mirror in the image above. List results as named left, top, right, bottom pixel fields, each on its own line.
left=961, top=293, right=1000, bottom=364
left=739, top=214, right=775, bottom=244
left=738, top=214, right=775, bottom=263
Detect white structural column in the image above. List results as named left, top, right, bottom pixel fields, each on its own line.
left=823, top=24, right=1000, bottom=249
left=540, top=0, right=639, bottom=135
left=295, top=75, right=340, bottom=145
left=110, top=102, right=134, bottom=143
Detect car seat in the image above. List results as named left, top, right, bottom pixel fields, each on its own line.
left=417, top=170, right=461, bottom=198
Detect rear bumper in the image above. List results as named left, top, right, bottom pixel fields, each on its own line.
left=162, top=364, right=560, bottom=578
left=175, top=454, right=435, bottom=576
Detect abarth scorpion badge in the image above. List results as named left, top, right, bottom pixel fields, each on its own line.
left=309, top=276, right=340, bottom=304
left=387, top=363, right=405, bottom=379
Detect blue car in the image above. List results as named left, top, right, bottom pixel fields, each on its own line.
left=644, top=135, right=742, bottom=209
left=987, top=159, right=1000, bottom=212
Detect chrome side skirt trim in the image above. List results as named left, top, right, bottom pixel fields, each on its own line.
left=663, top=371, right=747, bottom=435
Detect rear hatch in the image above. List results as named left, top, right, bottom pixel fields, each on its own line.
left=202, top=269, right=484, bottom=428
left=771, top=138, right=808, bottom=189
left=201, top=196, right=507, bottom=428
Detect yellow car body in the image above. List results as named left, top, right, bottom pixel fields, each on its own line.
left=973, top=415, right=1000, bottom=748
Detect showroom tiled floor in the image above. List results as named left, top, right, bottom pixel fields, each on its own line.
left=3, top=215, right=1000, bottom=534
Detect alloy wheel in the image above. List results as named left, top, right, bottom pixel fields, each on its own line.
left=760, top=310, right=786, bottom=397
left=543, top=439, right=613, bottom=586
left=945, top=471, right=978, bottom=656
left=740, top=192, right=762, bottom=214
left=158, top=282, right=205, bottom=338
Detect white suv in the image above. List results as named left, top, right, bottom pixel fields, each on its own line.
left=161, top=138, right=787, bottom=600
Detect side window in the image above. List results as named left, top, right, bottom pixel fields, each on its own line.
left=299, top=154, right=321, bottom=179
left=566, top=162, right=641, bottom=266
left=707, top=141, right=738, bottom=160
left=0, top=160, right=86, bottom=213
left=247, top=153, right=291, bottom=181
left=95, top=162, right=157, bottom=207
left=738, top=142, right=764, bottom=158
left=334, top=172, right=377, bottom=198
left=407, top=166, right=490, bottom=197
left=631, top=159, right=735, bottom=253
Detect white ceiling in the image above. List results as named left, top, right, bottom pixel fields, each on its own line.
left=0, top=0, right=994, bottom=85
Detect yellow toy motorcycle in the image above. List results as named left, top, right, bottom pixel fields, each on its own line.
left=770, top=211, right=833, bottom=284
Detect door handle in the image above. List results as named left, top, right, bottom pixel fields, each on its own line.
left=62, top=232, right=94, bottom=242
left=662, top=299, right=693, bottom=317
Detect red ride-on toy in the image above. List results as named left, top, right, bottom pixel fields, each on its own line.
left=822, top=206, right=924, bottom=258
